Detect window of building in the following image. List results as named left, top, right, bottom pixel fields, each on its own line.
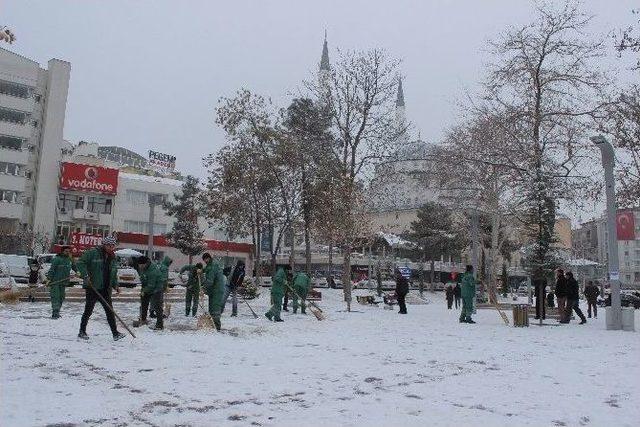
left=126, top=189, right=149, bottom=204
left=0, top=135, right=23, bottom=150
left=0, top=161, right=23, bottom=176
left=87, top=196, right=113, bottom=214
left=55, top=223, right=72, bottom=244
left=58, top=193, right=84, bottom=211
left=626, top=274, right=631, bottom=282
left=0, top=107, right=29, bottom=124
left=123, top=220, right=167, bottom=235
left=0, top=80, right=32, bottom=98
left=635, top=272, right=640, bottom=282
left=0, top=189, right=21, bottom=203
left=86, top=224, right=111, bottom=237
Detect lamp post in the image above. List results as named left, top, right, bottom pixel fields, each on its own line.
left=590, top=135, right=622, bottom=330
left=147, top=194, right=164, bottom=261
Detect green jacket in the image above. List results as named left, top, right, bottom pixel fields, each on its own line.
left=461, top=272, right=476, bottom=300
left=293, top=272, right=311, bottom=291
left=180, top=264, right=201, bottom=289
left=202, top=259, right=224, bottom=296
left=158, top=256, right=173, bottom=287
left=141, top=262, right=163, bottom=294
left=271, top=267, right=286, bottom=297
left=76, top=246, right=118, bottom=291
left=46, top=254, right=76, bottom=286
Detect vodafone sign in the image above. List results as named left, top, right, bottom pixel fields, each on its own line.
left=59, top=162, right=119, bottom=195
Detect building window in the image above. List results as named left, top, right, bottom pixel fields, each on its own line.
left=126, top=189, right=150, bottom=204
left=0, top=107, right=29, bottom=124
left=86, top=224, right=111, bottom=237
left=0, top=189, right=22, bottom=203
left=0, top=80, right=32, bottom=98
left=87, top=196, right=112, bottom=214
left=58, top=193, right=85, bottom=211
left=0, top=135, right=23, bottom=150
left=635, top=272, right=640, bottom=282
left=0, top=161, right=23, bottom=176
left=625, top=274, right=631, bottom=282
left=123, top=220, right=166, bottom=235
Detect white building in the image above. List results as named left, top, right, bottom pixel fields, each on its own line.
left=0, top=47, right=70, bottom=241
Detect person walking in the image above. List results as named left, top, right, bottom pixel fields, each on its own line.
left=265, top=267, right=286, bottom=322
left=555, top=269, right=568, bottom=323
left=224, top=260, right=245, bottom=316
left=282, top=271, right=292, bottom=312
left=445, top=282, right=454, bottom=309
left=395, top=269, right=409, bottom=314
left=459, top=265, right=477, bottom=324
left=584, top=280, right=599, bottom=318
left=138, top=256, right=164, bottom=330
left=133, top=256, right=151, bottom=327
left=76, top=237, right=125, bottom=341
left=202, top=253, right=225, bottom=331
left=46, top=245, right=77, bottom=319
left=534, top=279, right=547, bottom=320
left=454, top=282, right=462, bottom=309
left=180, top=263, right=202, bottom=317
left=566, top=272, right=587, bottom=324
left=292, top=270, right=311, bottom=314
left=150, top=256, right=173, bottom=319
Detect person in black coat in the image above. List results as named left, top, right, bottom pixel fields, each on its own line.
left=584, top=280, right=599, bottom=318
left=223, top=260, right=245, bottom=317
left=395, top=269, right=409, bottom=314
left=445, top=284, right=454, bottom=309
left=565, top=271, right=586, bottom=324
left=454, top=282, right=462, bottom=309
left=555, top=269, right=568, bottom=323
left=534, top=279, right=547, bottom=320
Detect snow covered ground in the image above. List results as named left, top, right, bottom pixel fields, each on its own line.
left=1, top=289, right=639, bottom=427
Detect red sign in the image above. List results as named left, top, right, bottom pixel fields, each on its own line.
left=616, top=210, right=636, bottom=241
left=59, top=162, right=119, bottom=195
left=70, top=232, right=104, bottom=253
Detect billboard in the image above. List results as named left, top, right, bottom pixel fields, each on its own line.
left=59, top=162, right=119, bottom=195
left=148, top=150, right=176, bottom=173
left=616, top=210, right=636, bottom=241
left=68, top=232, right=104, bottom=254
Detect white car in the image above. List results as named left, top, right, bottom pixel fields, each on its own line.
left=313, top=277, right=328, bottom=288
left=117, top=267, right=141, bottom=288
left=0, top=254, right=30, bottom=283
left=0, top=262, right=18, bottom=292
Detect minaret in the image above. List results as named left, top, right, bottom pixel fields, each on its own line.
left=396, top=77, right=406, bottom=129
left=318, top=30, right=331, bottom=96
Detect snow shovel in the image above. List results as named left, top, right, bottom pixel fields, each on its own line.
left=195, top=275, right=215, bottom=330
left=85, top=278, right=136, bottom=338
left=285, top=283, right=325, bottom=321
left=238, top=292, right=259, bottom=319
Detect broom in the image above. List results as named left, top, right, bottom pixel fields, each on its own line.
left=285, top=283, right=325, bottom=321
left=195, top=275, right=215, bottom=330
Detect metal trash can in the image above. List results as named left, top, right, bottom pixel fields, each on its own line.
left=512, top=304, right=530, bottom=327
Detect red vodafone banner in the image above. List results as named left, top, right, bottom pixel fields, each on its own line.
left=70, top=232, right=104, bottom=253
left=616, top=210, right=636, bottom=240
left=59, top=162, right=119, bottom=195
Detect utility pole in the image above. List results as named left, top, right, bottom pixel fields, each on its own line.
left=470, top=209, right=479, bottom=279
left=147, top=194, right=164, bottom=261
left=591, top=135, right=622, bottom=330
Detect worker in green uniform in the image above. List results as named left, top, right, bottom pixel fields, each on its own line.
left=150, top=255, right=173, bottom=318
left=265, top=267, right=286, bottom=322
left=180, top=262, right=202, bottom=316
left=138, top=256, right=165, bottom=330
left=292, top=271, right=311, bottom=314
left=459, top=265, right=477, bottom=324
left=202, top=253, right=225, bottom=330
left=46, top=245, right=77, bottom=319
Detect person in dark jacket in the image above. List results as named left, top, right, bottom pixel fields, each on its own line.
left=534, top=279, right=547, bottom=320
left=555, top=269, right=568, bottom=323
left=180, top=262, right=202, bottom=317
left=395, top=269, right=409, bottom=314
left=584, top=280, right=599, bottom=318
left=138, top=256, right=164, bottom=330
left=223, top=260, right=245, bottom=316
left=445, top=283, right=454, bottom=309
left=76, top=236, right=125, bottom=341
left=454, top=282, right=462, bottom=309
left=565, top=271, right=586, bottom=324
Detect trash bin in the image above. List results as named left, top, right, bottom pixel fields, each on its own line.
left=512, top=304, right=529, bottom=327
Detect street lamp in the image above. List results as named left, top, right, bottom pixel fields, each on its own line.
left=147, top=193, right=165, bottom=261
left=590, top=135, right=622, bottom=330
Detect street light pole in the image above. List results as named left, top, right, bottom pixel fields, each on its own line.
left=147, top=194, right=164, bottom=261
left=591, top=135, right=622, bottom=330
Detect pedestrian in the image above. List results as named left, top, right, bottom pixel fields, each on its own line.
left=45, top=245, right=77, bottom=319
left=29, top=258, right=40, bottom=287
left=445, top=282, right=454, bottom=309
left=546, top=291, right=555, bottom=308
left=584, top=280, right=599, bottom=318
left=459, top=265, right=477, bottom=324
left=224, top=260, right=245, bottom=316
left=76, top=236, right=125, bottom=341
left=555, top=269, right=568, bottom=323
left=202, top=253, right=225, bottom=331
left=282, top=271, right=292, bottom=312
left=454, top=281, right=461, bottom=309
left=534, top=279, right=547, bottom=320
left=138, top=256, right=164, bottom=330
left=133, top=256, right=152, bottom=327
left=292, top=270, right=311, bottom=314
left=395, top=268, right=409, bottom=314
left=565, top=271, right=586, bottom=324
left=265, top=267, right=286, bottom=322
left=180, top=262, right=202, bottom=317
left=376, top=269, right=383, bottom=297
left=150, top=256, right=173, bottom=319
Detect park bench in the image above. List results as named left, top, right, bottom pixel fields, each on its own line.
left=307, top=289, right=322, bottom=301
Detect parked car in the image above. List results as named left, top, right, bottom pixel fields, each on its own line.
left=313, top=277, right=328, bottom=288
left=257, top=276, right=272, bottom=287
left=0, top=254, right=30, bottom=284
left=603, top=293, right=640, bottom=309
left=0, top=262, right=18, bottom=292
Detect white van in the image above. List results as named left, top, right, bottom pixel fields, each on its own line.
left=0, top=254, right=30, bottom=283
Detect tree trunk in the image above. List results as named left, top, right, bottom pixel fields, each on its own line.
left=327, top=239, right=333, bottom=279
left=304, top=223, right=311, bottom=275
left=289, top=227, right=295, bottom=273
left=488, top=212, right=501, bottom=301
left=430, top=259, right=435, bottom=292
left=342, top=246, right=352, bottom=312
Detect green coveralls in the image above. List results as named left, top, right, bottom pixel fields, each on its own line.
left=203, top=259, right=225, bottom=330
left=46, top=254, right=76, bottom=317
left=266, top=267, right=286, bottom=321
left=141, top=263, right=164, bottom=328
left=180, top=265, right=200, bottom=316
left=459, top=272, right=477, bottom=322
left=292, top=272, right=311, bottom=314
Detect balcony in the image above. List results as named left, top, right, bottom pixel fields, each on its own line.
left=0, top=93, right=35, bottom=114
left=0, top=120, right=32, bottom=139
left=0, top=201, right=25, bottom=220
left=0, top=147, right=29, bottom=165
left=71, top=208, right=100, bottom=221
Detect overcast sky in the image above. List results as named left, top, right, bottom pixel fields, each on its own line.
left=3, top=0, right=638, bottom=205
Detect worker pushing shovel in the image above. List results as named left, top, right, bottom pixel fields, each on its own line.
left=44, top=245, right=77, bottom=319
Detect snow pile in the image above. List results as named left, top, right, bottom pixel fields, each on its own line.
left=1, top=290, right=639, bottom=426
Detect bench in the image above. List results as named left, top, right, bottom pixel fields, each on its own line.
left=307, top=289, right=322, bottom=301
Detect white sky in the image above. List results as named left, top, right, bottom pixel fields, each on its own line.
left=3, top=0, right=638, bottom=222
